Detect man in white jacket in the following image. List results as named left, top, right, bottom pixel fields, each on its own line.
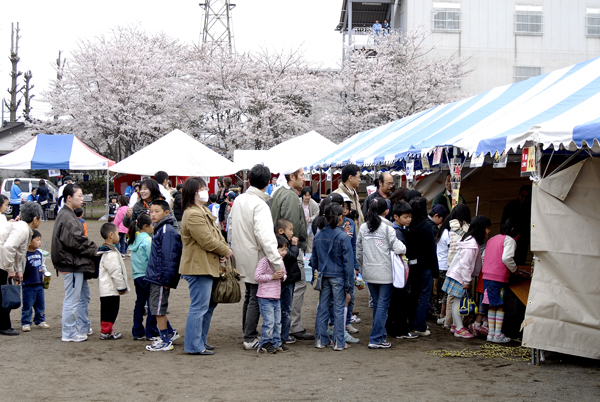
left=230, top=164, right=284, bottom=350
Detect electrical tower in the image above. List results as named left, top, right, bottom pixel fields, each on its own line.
left=199, top=1, right=236, bottom=50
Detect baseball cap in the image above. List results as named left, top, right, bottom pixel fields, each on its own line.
left=431, top=204, right=448, bottom=218
left=63, top=175, right=74, bottom=182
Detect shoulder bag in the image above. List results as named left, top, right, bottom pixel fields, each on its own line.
left=211, top=257, right=241, bottom=304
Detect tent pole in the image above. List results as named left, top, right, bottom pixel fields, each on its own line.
left=105, top=169, right=110, bottom=218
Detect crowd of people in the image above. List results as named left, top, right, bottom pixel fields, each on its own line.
left=0, top=164, right=528, bottom=355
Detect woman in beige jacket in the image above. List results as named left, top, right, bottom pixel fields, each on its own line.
left=179, top=177, right=233, bottom=355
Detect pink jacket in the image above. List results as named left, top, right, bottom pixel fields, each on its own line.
left=254, top=256, right=287, bottom=299
left=114, top=206, right=129, bottom=234
left=446, top=237, right=482, bottom=286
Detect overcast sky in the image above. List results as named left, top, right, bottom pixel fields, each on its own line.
left=1, top=0, right=342, bottom=120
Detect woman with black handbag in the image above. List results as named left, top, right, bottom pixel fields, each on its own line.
left=179, top=177, right=233, bottom=355
left=0, top=202, right=43, bottom=336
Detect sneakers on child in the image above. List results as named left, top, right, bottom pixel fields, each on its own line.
left=277, top=345, right=290, bottom=353
left=87, top=328, right=93, bottom=336
left=146, top=340, right=173, bottom=351
left=368, top=342, right=392, bottom=349
left=170, top=330, right=180, bottom=342
left=100, top=331, right=123, bottom=340
left=345, top=324, right=359, bottom=334
left=333, top=341, right=350, bottom=351
left=479, top=322, right=490, bottom=336
left=344, top=331, right=360, bottom=344
left=436, top=316, right=446, bottom=325
left=284, top=335, right=296, bottom=344
left=486, top=334, right=496, bottom=342
left=450, top=325, right=456, bottom=334
left=397, top=331, right=419, bottom=339
left=62, top=334, right=88, bottom=342
left=36, top=322, right=50, bottom=329
left=493, top=333, right=511, bottom=344
left=314, top=339, right=330, bottom=349
left=257, top=343, right=277, bottom=354
left=21, top=324, right=31, bottom=332
left=243, top=338, right=261, bottom=350
left=468, top=323, right=480, bottom=336
left=350, top=315, right=361, bottom=324
left=413, top=329, right=431, bottom=337
left=454, top=328, right=475, bottom=339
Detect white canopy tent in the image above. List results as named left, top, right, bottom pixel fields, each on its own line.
left=109, top=129, right=239, bottom=176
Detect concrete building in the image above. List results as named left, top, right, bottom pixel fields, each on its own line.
left=337, top=0, right=600, bottom=94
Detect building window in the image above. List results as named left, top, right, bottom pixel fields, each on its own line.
left=514, top=66, right=543, bottom=82
left=586, top=8, right=600, bottom=37
left=432, top=2, right=461, bottom=32
left=514, top=5, right=543, bottom=35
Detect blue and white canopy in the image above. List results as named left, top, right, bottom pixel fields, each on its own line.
left=310, top=57, right=600, bottom=169
left=0, top=134, right=114, bottom=170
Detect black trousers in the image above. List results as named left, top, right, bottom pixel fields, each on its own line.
left=100, top=296, right=120, bottom=333
left=0, top=269, right=13, bottom=330
left=11, top=204, right=20, bottom=220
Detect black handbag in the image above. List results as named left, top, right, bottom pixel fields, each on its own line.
left=1, top=278, right=22, bottom=309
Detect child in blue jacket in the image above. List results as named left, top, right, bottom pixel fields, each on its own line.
left=144, top=200, right=182, bottom=352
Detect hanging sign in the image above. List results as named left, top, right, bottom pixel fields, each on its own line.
left=421, top=154, right=430, bottom=171
left=470, top=152, right=485, bottom=168
left=493, top=151, right=507, bottom=168
left=48, top=169, right=60, bottom=177
left=432, top=147, right=443, bottom=166
left=520, top=146, right=536, bottom=176
left=406, top=161, right=415, bottom=181
left=450, top=158, right=462, bottom=209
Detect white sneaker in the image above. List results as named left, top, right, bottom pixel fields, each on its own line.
left=493, top=333, right=511, bottom=344
left=345, top=324, right=359, bottom=334
left=22, top=324, right=31, bottom=332
left=436, top=316, right=446, bottom=325
left=413, top=329, right=431, bottom=337
left=36, top=322, right=50, bottom=329
left=350, top=315, right=361, bottom=324
left=146, top=340, right=174, bottom=351
left=87, top=328, right=93, bottom=335
left=243, top=338, right=260, bottom=350
left=62, top=334, right=88, bottom=342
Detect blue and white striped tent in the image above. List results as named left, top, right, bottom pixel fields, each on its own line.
left=310, top=57, right=600, bottom=169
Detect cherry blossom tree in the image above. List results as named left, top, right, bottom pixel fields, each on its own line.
left=40, top=26, right=192, bottom=161
left=319, top=27, right=471, bottom=143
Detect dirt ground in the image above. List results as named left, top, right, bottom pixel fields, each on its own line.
left=0, top=220, right=598, bottom=402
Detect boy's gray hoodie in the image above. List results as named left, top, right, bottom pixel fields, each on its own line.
left=357, top=217, right=406, bottom=284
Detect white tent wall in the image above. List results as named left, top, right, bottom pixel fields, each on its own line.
left=523, top=158, right=600, bottom=360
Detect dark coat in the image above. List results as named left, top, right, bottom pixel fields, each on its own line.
left=282, top=240, right=301, bottom=286
left=51, top=206, right=99, bottom=275
left=36, top=185, right=49, bottom=203
left=405, top=218, right=439, bottom=278
left=172, top=191, right=183, bottom=221
left=145, top=215, right=182, bottom=289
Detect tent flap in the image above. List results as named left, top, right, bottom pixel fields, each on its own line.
left=524, top=158, right=600, bottom=360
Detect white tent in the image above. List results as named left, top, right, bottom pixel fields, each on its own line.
left=266, top=131, right=336, bottom=174
left=233, top=150, right=268, bottom=171
left=109, top=129, right=239, bottom=176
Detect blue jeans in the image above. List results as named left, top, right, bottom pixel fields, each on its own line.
left=132, top=277, right=159, bottom=339
left=409, top=269, right=433, bottom=332
left=183, top=275, right=217, bottom=353
left=61, top=272, right=91, bottom=339
left=21, top=284, right=45, bottom=326
left=280, top=282, right=295, bottom=343
left=257, top=297, right=281, bottom=347
left=368, top=283, right=393, bottom=344
left=315, top=277, right=346, bottom=348
left=118, top=233, right=128, bottom=255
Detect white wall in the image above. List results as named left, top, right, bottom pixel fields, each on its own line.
left=404, top=0, right=600, bottom=94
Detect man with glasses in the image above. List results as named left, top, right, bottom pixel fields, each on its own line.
left=362, top=172, right=395, bottom=220
left=333, top=164, right=364, bottom=228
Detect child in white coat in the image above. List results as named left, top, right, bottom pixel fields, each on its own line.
left=97, top=223, right=130, bottom=340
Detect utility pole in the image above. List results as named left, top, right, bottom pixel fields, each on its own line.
left=199, top=0, right=236, bottom=51
left=8, top=22, right=22, bottom=122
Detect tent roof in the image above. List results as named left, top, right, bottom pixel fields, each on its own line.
left=109, top=129, right=239, bottom=176
left=233, top=131, right=337, bottom=175
left=0, top=134, right=115, bottom=170
left=309, top=57, right=600, bottom=169
left=266, top=131, right=336, bottom=174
